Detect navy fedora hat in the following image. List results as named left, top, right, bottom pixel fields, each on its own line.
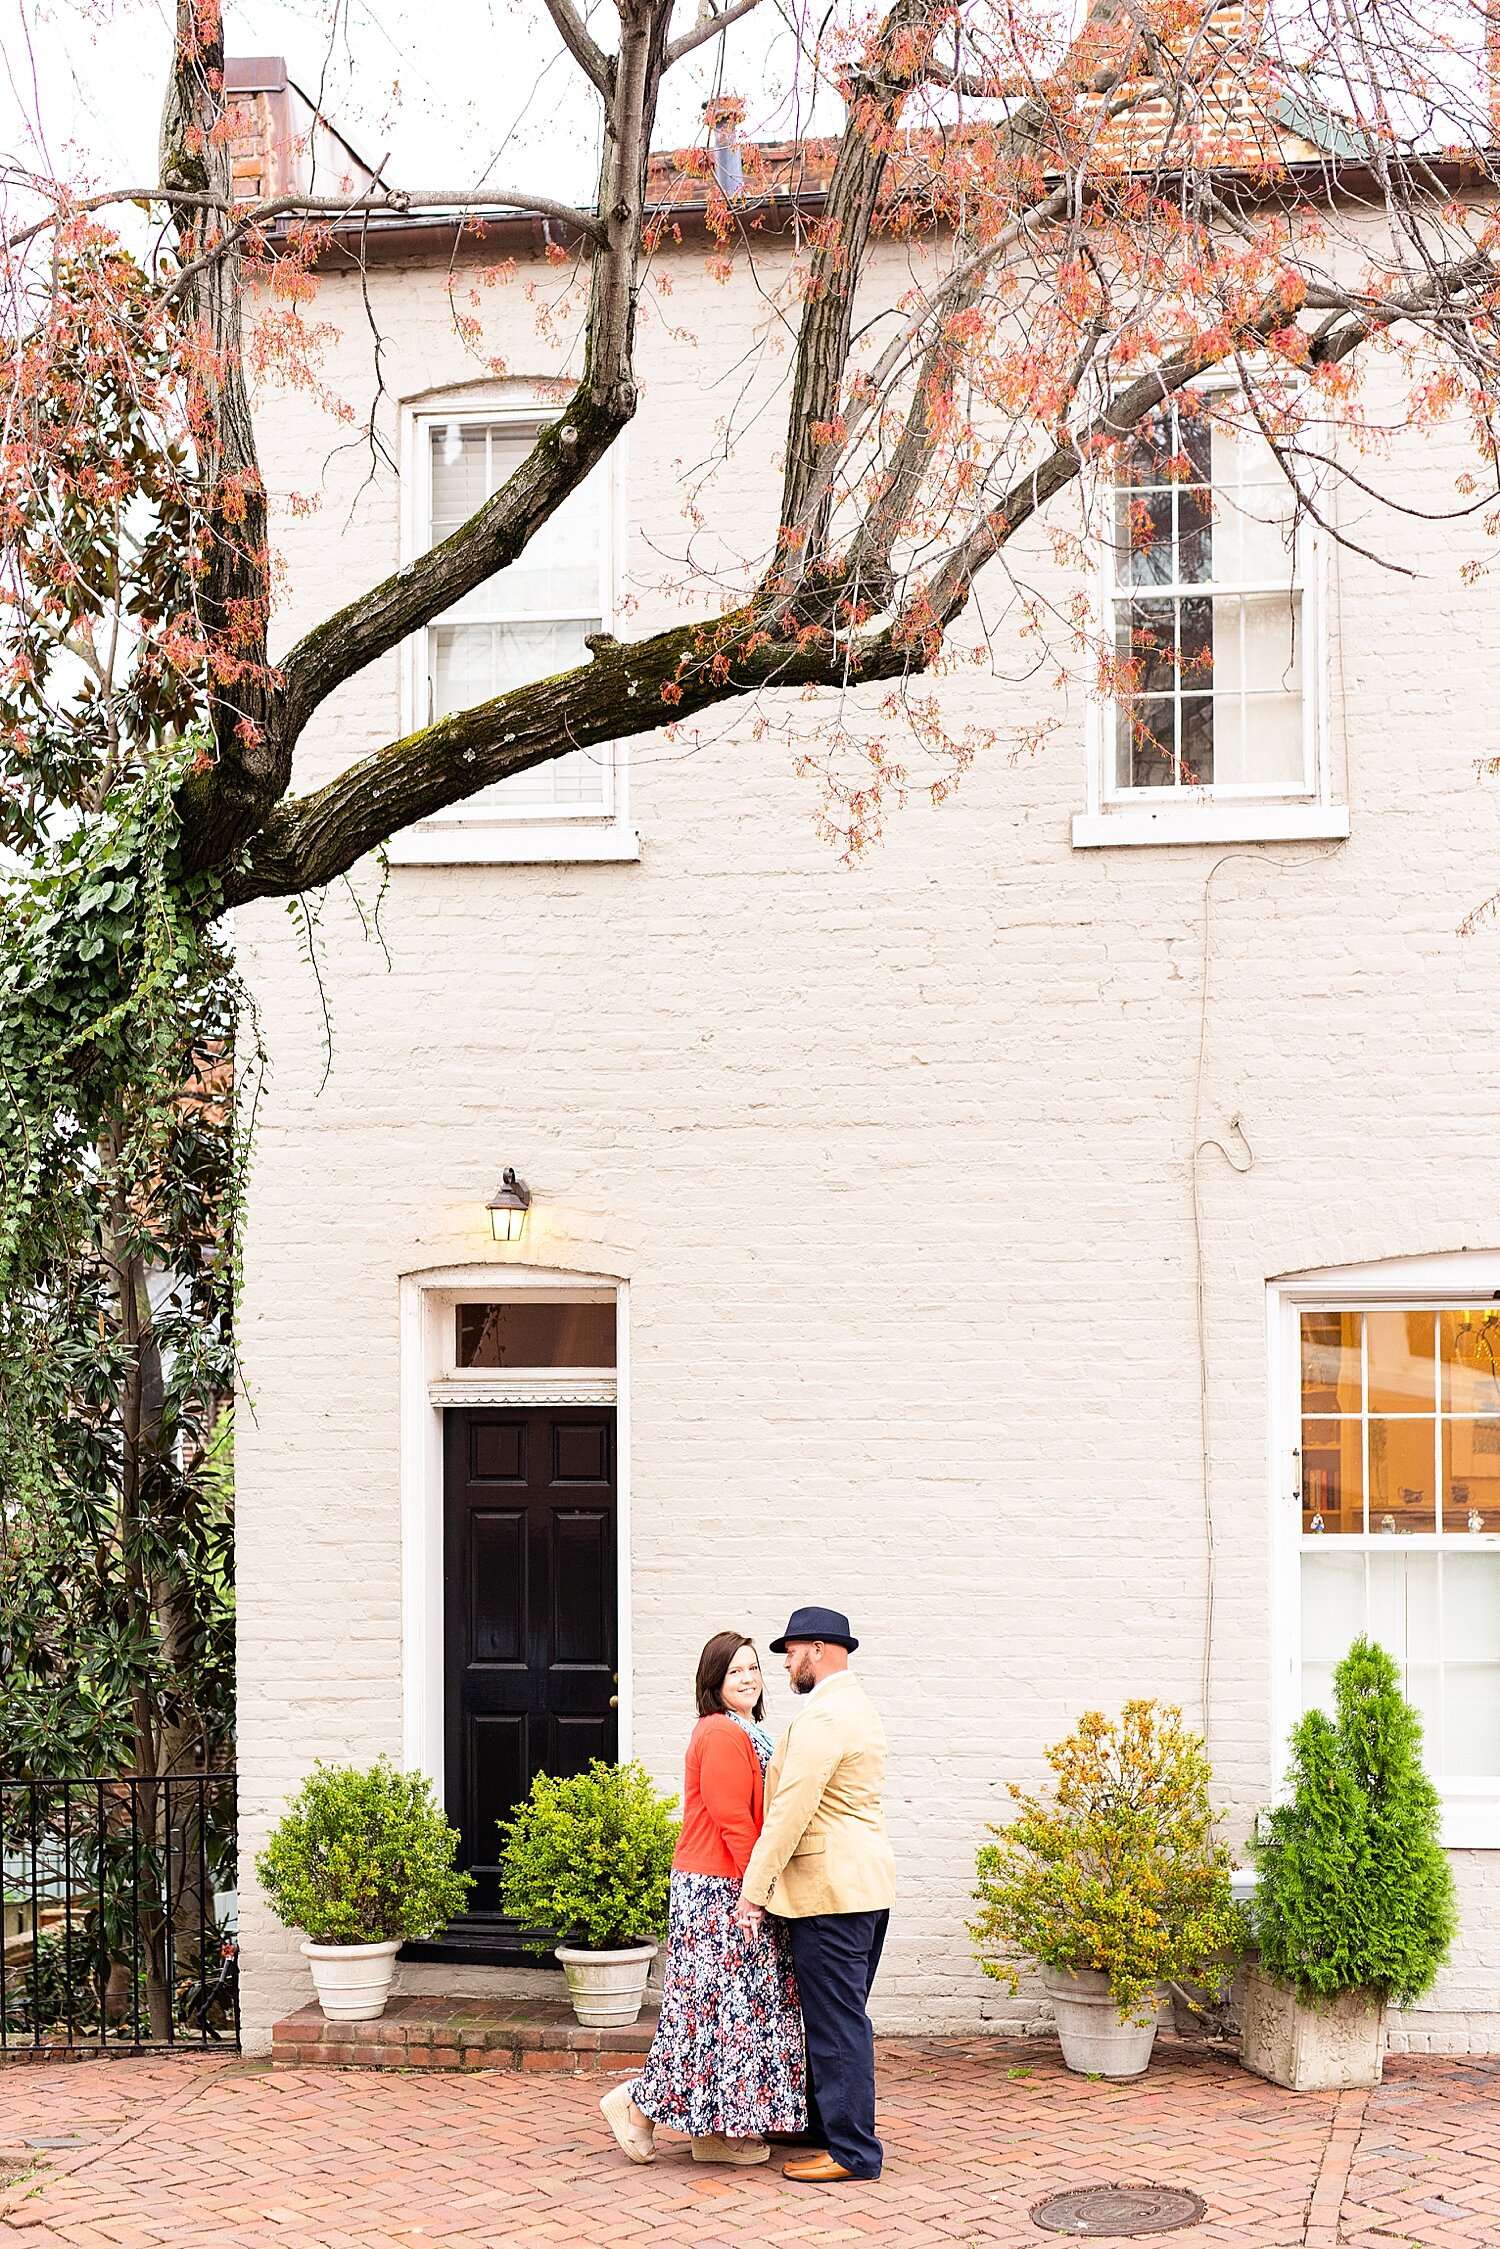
left=770, top=1605, right=859, bottom=1654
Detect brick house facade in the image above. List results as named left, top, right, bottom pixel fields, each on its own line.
left=233, top=64, right=1500, bottom=2054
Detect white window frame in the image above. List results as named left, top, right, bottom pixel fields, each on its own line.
left=386, top=387, right=639, bottom=866
left=1268, top=1252, right=1500, bottom=1849
left=1074, top=386, right=1347, bottom=850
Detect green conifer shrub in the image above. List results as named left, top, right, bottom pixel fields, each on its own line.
left=1253, top=1638, right=1455, bottom=2003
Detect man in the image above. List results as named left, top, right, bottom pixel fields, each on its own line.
left=734, top=1605, right=897, bottom=2185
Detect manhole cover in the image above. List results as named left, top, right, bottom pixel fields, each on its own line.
left=1031, top=2184, right=1207, bottom=2237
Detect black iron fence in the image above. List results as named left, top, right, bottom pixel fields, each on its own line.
left=0, top=1775, right=238, bottom=2053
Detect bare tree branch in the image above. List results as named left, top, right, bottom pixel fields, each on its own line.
left=543, top=0, right=614, bottom=94
left=225, top=611, right=904, bottom=904
left=664, top=0, right=766, bottom=68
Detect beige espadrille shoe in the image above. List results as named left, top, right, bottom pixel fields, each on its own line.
left=600, top=2081, right=656, bottom=2163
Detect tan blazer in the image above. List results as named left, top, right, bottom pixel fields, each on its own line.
left=739, top=1671, right=897, bottom=1918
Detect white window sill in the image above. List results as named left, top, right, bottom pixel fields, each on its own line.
left=1072, top=802, right=1350, bottom=850
left=1440, top=1801, right=1500, bottom=1850
left=385, top=819, right=641, bottom=867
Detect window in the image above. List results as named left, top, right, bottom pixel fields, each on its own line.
left=1074, top=394, right=1346, bottom=847
left=455, top=1301, right=616, bottom=1368
left=1283, top=1296, right=1500, bottom=1844
left=387, top=404, right=638, bottom=865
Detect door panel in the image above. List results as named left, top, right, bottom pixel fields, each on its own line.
left=443, top=1408, right=617, bottom=1922
left=552, top=1419, right=611, bottom=1484
left=472, top=1420, right=526, bottom=1481
left=470, top=1512, right=527, bottom=1663
left=550, top=1511, right=611, bottom=1665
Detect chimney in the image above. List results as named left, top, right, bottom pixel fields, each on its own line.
left=224, top=57, right=385, bottom=208
left=225, top=57, right=299, bottom=203
left=704, top=95, right=746, bottom=199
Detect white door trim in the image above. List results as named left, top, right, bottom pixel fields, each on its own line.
left=398, top=1264, right=631, bottom=1800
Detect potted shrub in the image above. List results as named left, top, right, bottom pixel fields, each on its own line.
left=970, top=1700, right=1245, bottom=2077
left=1243, top=1638, right=1456, bottom=2092
left=256, top=1760, right=471, bottom=2021
left=498, top=1760, right=677, bottom=2026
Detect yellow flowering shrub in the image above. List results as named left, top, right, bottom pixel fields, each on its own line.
left=969, top=1700, right=1246, bottom=2023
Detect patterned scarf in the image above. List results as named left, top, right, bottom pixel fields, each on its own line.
left=728, top=1710, right=776, bottom=1769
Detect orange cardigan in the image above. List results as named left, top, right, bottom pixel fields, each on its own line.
left=672, top=1715, right=765, bottom=1878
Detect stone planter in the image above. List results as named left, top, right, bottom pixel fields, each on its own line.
left=1042, top=1966, right=1162, bottom=2078
left=555, top=1941, right=658, bottom=2028
left=300, top=1938, right=401, bottom=2022
left=1239, top=1961, right=1385, bottom=2091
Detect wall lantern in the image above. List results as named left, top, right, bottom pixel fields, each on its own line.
left=487, top=1167, right=532, bottom=1243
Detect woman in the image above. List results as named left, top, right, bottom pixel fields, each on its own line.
left=600, top=1632, right=806, bottom=2166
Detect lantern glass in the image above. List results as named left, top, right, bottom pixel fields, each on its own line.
left=489, top=1202, right=527, bottom=1243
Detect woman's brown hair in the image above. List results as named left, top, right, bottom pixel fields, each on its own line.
left=695, top=1631, right=766, bottom=1722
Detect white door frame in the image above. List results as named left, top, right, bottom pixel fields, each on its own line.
left=398, top=1264, right=631, bottom=1799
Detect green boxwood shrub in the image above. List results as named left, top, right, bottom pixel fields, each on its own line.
left=256, top=1760, right=471, bottom=1945
left=969, top=1700, right=1247, bottom=2022
left=498, top=1760, right=678, bottom=1953
left=1253, top=1637, right=1455, bottom=2004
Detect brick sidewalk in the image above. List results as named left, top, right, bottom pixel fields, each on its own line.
left=0, top=2042, right=1492, bottom=2248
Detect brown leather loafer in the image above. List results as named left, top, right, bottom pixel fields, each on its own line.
left=783, top=2152, right=865, bottom=2183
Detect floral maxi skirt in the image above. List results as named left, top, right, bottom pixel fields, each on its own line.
left=630, top=1871, right=807, bottom=2137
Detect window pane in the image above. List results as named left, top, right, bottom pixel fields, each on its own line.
left=430, top=423, right=602, bottom=616
left=1213, top=693, right=1305, bottom=789
left=1444, top=1419, right=1500, bottom=1532
left=491, top=746, right=610, bottom=809
left=1179, top=598, right=1214, bottom=689
left=1302, top=1311, right=1362, bottom=1414
left=1118, top=600, right=1178, bottom=693
left=1116, top=699, right=1176, bottom=789
left=1303, top=1417, right=1363, bottom=1534
left=1179, top=695, right=1214, bottom=786
left=1117, top=487, right=1175, bottom=585
left=1443, top=1555, right=1500, bottom=1774
left=1177, top=486, right=1213, bottom=583
left=1367, top=1310, right=1437, bottom=1413
left=1441, top=1309, right=1500, bottom=1415
left=456, top=1302, right=616, bottom=1368
left=433, top=620, right=599, bottom=708
left=1301, top=1549, right=1365, bottom=1714
left=1368, top=1416, right=1438, bottom=1533
left=1212, top=593, right=1301, bottom=696
left=1215, top=481, right=1297, bottom=580
left=429, top=421, right=496, bottom=531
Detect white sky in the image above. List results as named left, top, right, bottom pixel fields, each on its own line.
left=0, top=0, right=834, bottom=208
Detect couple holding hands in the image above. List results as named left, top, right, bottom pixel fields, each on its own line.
left=600, top=1606, right=896, bottom=2186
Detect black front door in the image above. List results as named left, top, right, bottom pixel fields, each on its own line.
left=441, top=1407, right=618, bottom=1925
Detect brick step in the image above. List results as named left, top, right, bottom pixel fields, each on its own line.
left=272, top=1994, right=659, bottom=2072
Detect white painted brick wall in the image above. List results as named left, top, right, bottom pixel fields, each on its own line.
left=233, top=231, right=1500, bottom=2053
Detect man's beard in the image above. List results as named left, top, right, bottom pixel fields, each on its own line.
left=789, top=1654, right=817, bottom=1694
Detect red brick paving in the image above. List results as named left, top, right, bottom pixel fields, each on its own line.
left=0, top=2041, right=1489, bottom=2247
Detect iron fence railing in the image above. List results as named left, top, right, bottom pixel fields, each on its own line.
left=0, top=1775, right=237, bottom=2053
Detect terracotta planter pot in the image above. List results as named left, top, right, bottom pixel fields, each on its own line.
left=1042, top=1966, right=1163, bottom=2078
left=555, top=1941, right=657, bottom=2028
left=300, top=1938, right=401, bottom=2022
left=1239, top=1961, right=1385, bottom=2091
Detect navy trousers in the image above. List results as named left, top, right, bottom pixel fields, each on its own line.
left=788, top=1909, right=889, bottom=2179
